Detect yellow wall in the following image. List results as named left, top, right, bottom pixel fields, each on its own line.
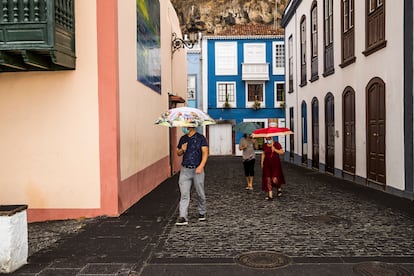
left=0, top=1, right=101, bottom=208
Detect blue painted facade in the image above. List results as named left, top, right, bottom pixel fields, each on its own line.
left=203, top=36, right=286, bottom=146
left=186, top=49, right=201, bottom=108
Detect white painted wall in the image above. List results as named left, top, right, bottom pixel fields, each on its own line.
left=284, top=0, right=405, bottom=190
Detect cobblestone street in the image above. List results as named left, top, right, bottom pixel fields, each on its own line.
left=153, top=157, right=414, bottom=259
left=16, top=156, right=414, bottom=276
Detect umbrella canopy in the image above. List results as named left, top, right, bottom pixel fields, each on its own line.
left=234, top=122, right=262, bottom=134
left=155, top=106, right=216, bottom=127
left=251, top=127, right=294, bottom=138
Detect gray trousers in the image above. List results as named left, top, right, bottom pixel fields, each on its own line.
left=178, top=166, right=206, bottom=220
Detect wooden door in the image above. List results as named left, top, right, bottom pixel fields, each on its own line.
left=343, top=88, right=356, bottom=174
left=301, top=101, right=308, bottom=164
left=289, top=107, right=295, bottom=161
left=366, top=78, right=386, bottom=184
left=209, top=124, right=233, bottom=156
left=325, top=93, right=335, bottom=174
left=312, top=98, right=319, bottom=168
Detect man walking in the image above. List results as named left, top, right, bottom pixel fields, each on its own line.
left=175, top=126, right=209, bottom=225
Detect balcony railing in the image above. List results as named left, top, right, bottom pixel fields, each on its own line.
left=0, top=0, right=75, bottom=72
left=242, top=63, right=269, bottom=81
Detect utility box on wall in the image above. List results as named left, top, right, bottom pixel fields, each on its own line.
left=0, top=205, right=28, bottom=273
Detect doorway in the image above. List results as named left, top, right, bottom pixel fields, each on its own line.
left=311, top=98, right=319, bottom=169
left=325, top=93, right=335, bottom=174
left=289, top=107, right=295, bottom=161
left=343, top=87, right=356, bottom=175
left=209, top=123, right=233, bottom=155
left=366, top=78, right=386, bottom=185
left=301, top=101, right=308, bottom=164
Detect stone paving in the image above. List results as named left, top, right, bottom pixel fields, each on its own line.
left=152, top=156, right=414, bottom=259
left=28, top=218, right=96, bottom=256
left=12, top=156, right=414, bottom=275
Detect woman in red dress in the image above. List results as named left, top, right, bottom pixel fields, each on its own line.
left=261, top=137, right=286, bottom=200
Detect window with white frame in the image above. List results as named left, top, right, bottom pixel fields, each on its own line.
left=272, top=41, right=285, bottom=75
left=274, top=82, right=285, bottom=107
left=187, top=75, right=196, bottom=100
left=217, top=82, right=236, bottom=107
left=215, top=42, right=238, bottom=75
left=246, top=82, right=265, bottom=108
left=244, top=43, right=266, bottom=63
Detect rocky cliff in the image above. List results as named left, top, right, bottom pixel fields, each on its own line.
left=171, top=0, right=288, bottom=35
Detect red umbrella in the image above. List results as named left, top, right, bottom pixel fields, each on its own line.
left=251, top=127, right=294, bottom=138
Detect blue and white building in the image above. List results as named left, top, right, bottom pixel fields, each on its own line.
left=201, top=25, right=286, bottom=155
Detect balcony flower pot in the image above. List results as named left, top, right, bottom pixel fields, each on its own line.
left=223, top=101, right=231, bottom=108
left=252, top=100, right=261, bottom=110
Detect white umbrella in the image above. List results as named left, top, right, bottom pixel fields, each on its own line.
left=155, top=107, right=216, bottom=127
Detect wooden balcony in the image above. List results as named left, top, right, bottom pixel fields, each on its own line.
left=242, top=63, right=269, bottom=81
left=0, top=0, right=75, bottom=72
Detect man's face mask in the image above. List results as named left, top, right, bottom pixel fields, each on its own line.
left=265, top=139, right=273, bottom=144
left=182, top=127, right=189, bottom=135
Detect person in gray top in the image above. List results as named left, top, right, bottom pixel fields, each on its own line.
left=239, top=134, right=258, bottom=190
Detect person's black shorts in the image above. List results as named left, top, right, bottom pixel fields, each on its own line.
left=243, top=158, right=255, bottom=176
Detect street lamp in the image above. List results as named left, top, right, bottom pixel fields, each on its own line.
left=171, top=23, right=199, bottom=53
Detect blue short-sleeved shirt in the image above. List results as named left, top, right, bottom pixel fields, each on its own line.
left=177, top=132, right=208, bottom=167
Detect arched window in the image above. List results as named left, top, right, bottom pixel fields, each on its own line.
left=310, top=1, right=319, bottom=81
left=300, top=16, right=307, bottom=86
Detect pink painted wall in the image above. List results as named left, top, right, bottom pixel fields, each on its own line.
left=3, top=0, right=186, bottom=222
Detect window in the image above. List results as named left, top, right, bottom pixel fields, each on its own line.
left=247, top=83, right=263, bottom=101
left=244, top=43, right=266, bottom=63
left=215, top=42, right=238, bottom=75
left=274, top=82, right=285, bottom=107
left=324, top=0, right=334, bottom=47
left=323, top=0, right=334, bottom=76
left=217, top=82, right=236, bottom=108
left=341, top=0, right=355, bottom=67
left=187, top=75, right=196, bottom=100
left=369, top=0, right=383, bottom=12
left=242, top=43, right=269, bottom=81
left=272, top=41, right=285, bottom=75
left=310, top=1, right=319, bottom=81
left=246, top=82, right=265, bottom=108
left=364, top=0, right=386, bottom=56
left=300, top=16, right=307, bottom=86
left=288, top=35, right=294, bottom=93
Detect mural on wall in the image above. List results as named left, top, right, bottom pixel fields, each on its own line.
left=137, top=0, right=161, bottom=93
